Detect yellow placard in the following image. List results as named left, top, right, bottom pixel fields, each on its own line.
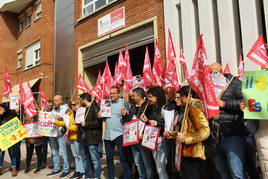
left=0, top=117, right=28, bottom=151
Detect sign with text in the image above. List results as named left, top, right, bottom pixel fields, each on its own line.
left=75, top=107, right=86, bottom=123
left=9, top=96, right=19, bottom=110
left=23, top=121, right=41, bottom=139
left=38, top=112, right=57, bottom=137
left=123, top=120, right=139, bottom=146
left=98, top=7, right=125, bottom=37
left=242, top=69, right=268, bottom=119
left=141, top=125, right=160, bottom=151
left=0, top=117, right=28, bottom=151
left=100, top=99, right=111, bottom=118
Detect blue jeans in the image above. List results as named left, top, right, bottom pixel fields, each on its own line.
left=214, top=136, right=246, bottom=179
left=0, top=143, right=19, bottom=168
left=80, top=143, right=101, bottom=178
left=70, top=140, right=84, bottom=173
left=104, top=135, right=130, bottom=179
left=131, top=144, right=146, bottom=179
left=49, top=135, right=69, bottom=172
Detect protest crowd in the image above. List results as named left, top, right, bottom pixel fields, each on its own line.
left=0, top=32, right=268, bottom=179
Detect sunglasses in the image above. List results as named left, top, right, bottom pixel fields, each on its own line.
left=71, top=104, right=76, bottom=106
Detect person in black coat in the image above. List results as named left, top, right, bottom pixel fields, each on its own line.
left=0, top=103, right=19, bottom=177
left=210, top=63, right=248, bottom=179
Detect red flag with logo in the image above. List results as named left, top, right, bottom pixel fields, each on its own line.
left=19, top=80, right=25, bottom=105
left=101, top=61, right=113, bottom=99
left=142, top=47, right=153, bottom=88
left=114, top=50, right=126, bottom=85
left=24, top=103, right=38, bottom=119
left=238, top=55, right=244, bottom=79
left=75, top=74, right=92, bottom=94
left=188, top=35, right=220, bottom=119
left=247, top=34, right=268, bottom=68
left=223, top=63, right=231, bottom=74
left=3, top=68, right=12, bottom=97
left=164, top=30, right=180, bottom=90
left=92, top=71, right=102, bottom=104
left=179, top=45, right=190, bottom=80
left=152, top=40, right=163, bottom=86
left=39, top=88, right=48, bottom=108
left=124, top=44, right=133, bottom=93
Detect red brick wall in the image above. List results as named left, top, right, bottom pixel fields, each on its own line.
left=0, top=0, right=55, bottom=101
left=74, top=0, right=166, bottom=80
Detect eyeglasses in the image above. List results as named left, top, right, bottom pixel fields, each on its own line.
left=175, top=97, right=181, bottom=99
left=71, top=104, right=76, bottom=106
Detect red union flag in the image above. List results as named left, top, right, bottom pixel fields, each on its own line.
left=152, top=39, right=163, bottom=86
left=3, top=68, right=12, bottom=97
left=114, top=50, right=125, bottom=85
left=142, top=47, right=153, bottom=87
left=92, top=71, right=102, bottom=104
left=189, top=35, right=220, bottom=119
left=124, top=44, right=133, bottom=93
left=164, top=29, right=180, bottom=90
left=39, top=88, right=48, bottom=108
left=23, top=82, right=35, bottom=108
left=75, top=74, right=92, bottom=94
left=101, top=61, right=113, bottom=98
left=247, top=34, right=268, bottom=68
left=24, top=103, right=37, bottom=119
left=179, top=45, right=189, bottom=80
left=223, top=63, right=231, bottom=74
left=238, top=55, right=244, bottom=79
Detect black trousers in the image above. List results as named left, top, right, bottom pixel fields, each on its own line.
left=26, top=144, right=43, bottom=169
left=181, top=157, right=203, bottom=179
left=42, top=138, right=48, bottom=165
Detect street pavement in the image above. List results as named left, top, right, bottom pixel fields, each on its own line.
left=1, top=142, right=123, bottom=179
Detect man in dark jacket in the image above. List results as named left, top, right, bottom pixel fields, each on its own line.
left=0, top=103, right=19, bottom=177
left=78, top=93, right=102, bottom=179
left=210, top=63, right=248, bottom=179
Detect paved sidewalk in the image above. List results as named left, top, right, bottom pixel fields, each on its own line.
left=1, top=142, right=123, bottom=179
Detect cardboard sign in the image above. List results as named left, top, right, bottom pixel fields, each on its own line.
left=100, top=99, right=111, bottom=118
left=242, top=69, right=268, bottom=119
left=123, top=119, right=139, bottom=146
left=38, top=112, right=57, bottom=137
left=141, top=125, right=160, bottom=151
left=75, top=107, right=86, bottom=123
left=0, top=117, right=28, bottom=151
left=23, top=121, right=41, bottom=138
left=9, top=96, right=19, bottom=110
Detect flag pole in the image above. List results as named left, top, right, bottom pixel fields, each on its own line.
left=180, top=87, right=191, bottom=133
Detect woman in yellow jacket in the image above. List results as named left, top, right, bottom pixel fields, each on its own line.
left=175, top=86, right=210, bottom=179
left=51, top=102, right=84, bottom=179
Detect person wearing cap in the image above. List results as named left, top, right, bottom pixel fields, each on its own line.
left=0, top=103, right=19, bottom=177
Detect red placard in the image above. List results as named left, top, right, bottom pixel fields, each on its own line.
left=141, top=125, right=160, bottom=151
left=123, top=119, right=139, bottom=146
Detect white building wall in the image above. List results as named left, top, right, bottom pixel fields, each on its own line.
left=164, top=0, right=267, bottom=81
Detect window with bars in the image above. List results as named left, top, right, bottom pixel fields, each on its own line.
left=83, top=0, right=116, bottom=17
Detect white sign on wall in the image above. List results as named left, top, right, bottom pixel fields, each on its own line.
left=98, top=6, right=125, bottom=37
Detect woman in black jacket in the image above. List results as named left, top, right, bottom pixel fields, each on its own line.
left=140, top=87, right=168, bottom=179
left=0, top=103, right=19, bottom=177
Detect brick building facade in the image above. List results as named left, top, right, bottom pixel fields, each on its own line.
left=0, top=0, right=54, bottom=102
left=74, top=0, right=165, bottom=89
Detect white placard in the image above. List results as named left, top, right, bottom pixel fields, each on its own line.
left=141, top=125, right=160, bottom=151
left=38, top=112, right=57, bottom=137
left=123, top=120, right=139, bottom=146
left=9, top=96, right=19, bottom=110
left=100, top=99, right=111, bottom=118
left=138, top=120, right=146, bottom=138
left=161, top=108, right=175, bottom=132
left=75, top=107, right=86, bottom=123
left=24, top=121, right=41, bottom=138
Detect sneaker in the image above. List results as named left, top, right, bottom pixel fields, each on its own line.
left=34, top=167, right=42, bottom=174
left=70, top=172, right=80, bottom=179
left=59, top=171, right=71, bottom=179
left=24, top=167, right=30, bottom=174
left=11, top=168, right=17, bottom=177
left=78, top=173, right=85, bottom=179
left=47, top=170, right=62, bottom=177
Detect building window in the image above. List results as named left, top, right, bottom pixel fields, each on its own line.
left=26, top=40, right=41, bottom=69
left=26, top=14, right=32, bottom=26
left=35, top=2, right=42, bottom=20
left=83, top=0, right=116, bottom=17
left=19, top=20, right=24, bottom=31
left=17, top=51, right=22, bottom=69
